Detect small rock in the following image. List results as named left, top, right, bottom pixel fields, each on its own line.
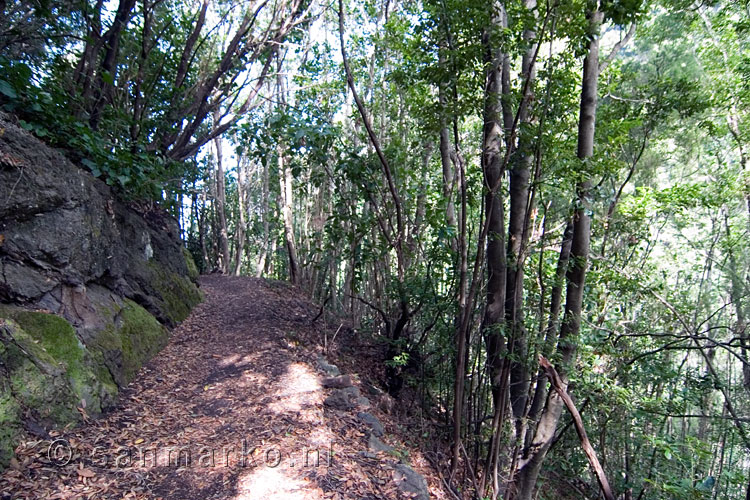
left=392, top=464, right=430, bottom=500
left=356, top=396, right=371, bottom=409
left=365, top=383, right=385, bottom=396
left=367, top=434, right=393, bottom=454
left=316, top=355, right=340, bottom=376
left=321, top=375, right=353, bottom=388
left=357, top=412, right=385, bottom=437
left=23, top=419, right=49, bottom=439
left=324, top=386, right=360, bottom=410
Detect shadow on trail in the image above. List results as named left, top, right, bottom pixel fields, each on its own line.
left=0, top=276, right=348, bottom=500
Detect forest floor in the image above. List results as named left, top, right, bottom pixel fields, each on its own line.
left=0, top=276, right=446, bottom=499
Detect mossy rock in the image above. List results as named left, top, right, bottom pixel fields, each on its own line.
left=147, top=261, right=202, bottom=325
left=182, top=247, right=200, bottom=282
left=0, top=317, right=83, bottom=467
left=85, top=299, right=169, bottom=386
left=0, top=380, right=21, bottom=468
left=0, top=309, right=116, bottom=414
left=119, top=299, right=169, bottom=382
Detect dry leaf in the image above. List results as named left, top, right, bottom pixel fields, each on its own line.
left=77, top=468, right=95, bottom=478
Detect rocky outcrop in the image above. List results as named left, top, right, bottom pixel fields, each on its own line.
left=0, top=114, right=202, bottom=467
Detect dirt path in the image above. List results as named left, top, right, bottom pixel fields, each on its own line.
left=0, top=277, right=440, bottom=499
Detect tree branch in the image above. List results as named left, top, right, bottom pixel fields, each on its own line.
left=540, top=356, right=615, bottom=500
left=600, top=22, right=636, bottom=72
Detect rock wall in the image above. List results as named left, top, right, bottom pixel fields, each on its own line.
left=0, top=114, right=202, bottom=467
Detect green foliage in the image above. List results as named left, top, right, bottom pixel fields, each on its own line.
left=0, top=57, right=177, bottom=199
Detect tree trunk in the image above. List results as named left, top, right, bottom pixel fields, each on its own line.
left=506, top=0, right=538, bottom=432
left=276, top=65, right=299, bottom=286
left=438, top=49, right=458, bottom=252
left=89, top=0, right=136, bottom=130
left=257, top=117, right=271, bottom=278
left=510, top=7, right=603, bottom=500
left=212, top=113, right=231, bottom=274
left=480, top=3, right=509, bottom=492
left=526, top=220, right=574, bottom=428
left=278, top=144, right=299, bottom=285
left=233, top=156, right=247, bottom=276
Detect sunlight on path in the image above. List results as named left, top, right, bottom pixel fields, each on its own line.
left=234, top=361, right=333, bottom=499
left=234, top=465, right=323, bottom=499
left=268, top=362, right=323, bottom=415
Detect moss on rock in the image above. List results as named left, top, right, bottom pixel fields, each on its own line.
left=0, top=317, right=81, bottom=467
left=11, top=311, right=86, bottom=394
left=0, top=261, right=199, bottom=471
left=83, top=299, right=169, bottom=387
left=0, top=381, right=21, bottom=468
left=147, top=261, right=202, bottom=325
left=182, top=247, right=200, bottom=282
left=118, top=299, right=168, bottom=382
left=0, top=309, right=117, bottom=414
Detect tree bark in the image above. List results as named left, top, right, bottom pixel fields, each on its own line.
left=279, top=145, right=299, bottom=285
left=526, top=219, right=574, bottom=430
left=480, top=3, right=509, bottom=492
left=233, top=156, right=248, bottom=276
left=89, top=0, right=136, bottom=130
left=212, top=120, right=231, bottom=274
left=275, top=64, right=299, bottom=285
left=506, top=0, right=538, bottom=430
left=510, top=6, right=603, bottom=500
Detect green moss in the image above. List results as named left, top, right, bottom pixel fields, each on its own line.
left=0, top=383, right=21, bottom=468
left=118, top=299, right=168, bottom=382
left=0, top=318, right=79, bottom=427
left=12, top=310, right=84, bottom=380
left=9, top=311, right=96, bottom=404
left=84, top=300, right=169, bottom=387
left=0, top=316, right=66, bottom=374
left=0, top=310, right=117, bottom=416
left=147, top=261, right=202, bottom=325
left=9, top=361, right=77, bottom=423
left=90, top=326, right=122, bottom=352
left=0, top=299, right=172, bottom=470
left=94, top=362, right=118, bottom=396
left=182, top=247, right=200, bottom=281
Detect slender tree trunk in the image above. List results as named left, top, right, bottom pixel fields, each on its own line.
left=256, top=157, right=270, bottom=278
left=130, top=0, right=151, bottom=143
left=506, top=0, right=538, bottom=434
left=278, top=144, right=299, bottom=285
left=451, top=148, right=469, bottom=476
left=510, top=7, right=603, bottom=500
left=480, top=3, right=509, bottom=493
left=89, top=0, right=136, bottom=130
left=276, top=63, right=299, bottom=286
left=212, top=112, right=231, bottom=274
left=438, top=49, right=458, bottom=253
left=233, top=157, right=247, bottom=276
left=198, top=186, right=209, bottom=271
left=526, top=220, right=574, bottom=428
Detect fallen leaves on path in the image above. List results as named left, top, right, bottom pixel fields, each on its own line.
left=0, top=277, right=447, bottom=499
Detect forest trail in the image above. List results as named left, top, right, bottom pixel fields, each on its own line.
left=0, top=277, right=438, bottom=500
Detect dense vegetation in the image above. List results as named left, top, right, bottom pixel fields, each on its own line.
left=2, top=0, right=749, bottom=498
